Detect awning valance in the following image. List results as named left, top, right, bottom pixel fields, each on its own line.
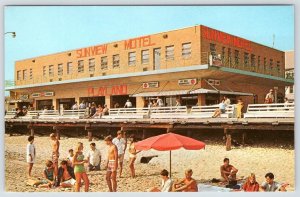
left=131, top=90, right=189, bottom=97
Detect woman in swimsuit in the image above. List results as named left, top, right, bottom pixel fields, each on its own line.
left=73, top=142, right=89, bottom=192
left=128, top=136, right=141, bottom=178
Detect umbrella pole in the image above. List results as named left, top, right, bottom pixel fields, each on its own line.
left=169, top=150, right=172, bottom=178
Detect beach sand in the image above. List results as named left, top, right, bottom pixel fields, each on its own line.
left=5, top=134, right=294, bottom=192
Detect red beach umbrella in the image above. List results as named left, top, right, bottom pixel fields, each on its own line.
left=135, top=132, right=205, bottom=177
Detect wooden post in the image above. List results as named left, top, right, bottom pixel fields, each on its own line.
left=88, top=129, right=93, bottom=141
left=242, top=131, right=247, bottom=146
left=56, top=129, right=60, bottom=140
left=30, top=128, right=34, bottom=136
left=142, top=129, right=146, bottom=139
left=224, top=128, right=231, bottom=151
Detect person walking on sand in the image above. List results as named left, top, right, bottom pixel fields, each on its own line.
left=73, top=142, right=89, bottom=192
left=172, top=169, right=198, bottom=192
left=50, top=133, right=60, bottom=182
left=220, top=158, right=238, bottom=183
left=128, top=135, right=141, bottom=178
left=112, top=130, right=127, bottom=178
left=105, top=135, right=118, bottom=192
left=26, top=135, right=36, bottom=177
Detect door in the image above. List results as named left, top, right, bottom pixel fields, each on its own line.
left=153, top=48, right=161, bottom=70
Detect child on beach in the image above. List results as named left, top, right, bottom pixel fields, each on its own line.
left=26, top=135, right=36, bottom=177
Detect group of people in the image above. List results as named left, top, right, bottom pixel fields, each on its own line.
left=26, top=130, right=140, bottom=192
left=212, top=96, right=244, bottom=118
left=219, top=158, right=288, bottom=192
left=71, top=101, right=109, bottom=118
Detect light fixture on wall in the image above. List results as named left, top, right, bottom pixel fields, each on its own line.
left=32, top=59, right=35, bottom=63
left=163, top=34, right=168, bottom=39
left=113, top=44, right=118, bottom=48
left=68, top=53, right=72, bottom=56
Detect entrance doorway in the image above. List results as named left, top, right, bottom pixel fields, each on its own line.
left=37, top=99, right=53, bottom=110
left=153, top=48, right=161, bottom=70
left=111, top=95, right=136, bottom=108
left=57, top=98, right=75, bottom=110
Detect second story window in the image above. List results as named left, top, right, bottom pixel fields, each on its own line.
left=43, top=66, right=47, bottom=77
left=17, top=70, right=21, bottom=80
left=49, top=65, right=54, bottom=77
left=270, top=59, right=273, bottom=72
left=258, top=56, right=261, bottom=67
left=67, top=62, right=73, bottom=74
left=244, top=53, right=249, bottom=67
left=142, top=50, right=149, bottom=64
left=101, top=56, right=108, bottom=69
left=113, top=54, right=120, bottom=68
left=228, top=48, right=232, bottom=65
left=30, top=68, right=33, bottom=79
left=234, top=50, right=239, bottom=65
left=128, top=52, right=136, bottom=66
left=165, top=45, right=174, bottom=60
left=209, top=43, right=216, bottom=56
left=23, top=69, right=27, bottom=80
left=78, top=60, right=84, bottom=73
left=277, top=61, right=281, bottom=74
left=58, top=64, right=63, bottom=76
left=251, top=54, right=256, bottom=67
left=182, top=42, right=192, bottom=58
left=89, top=58, right=95, bottom=72
left=264, top=57, right=267, bottom=71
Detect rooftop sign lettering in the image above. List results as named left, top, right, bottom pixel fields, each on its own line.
left=76, top=44, right=108, bottom=58
left=124, top=36, right=155, bottom=50
left=202, top=26, right=252, bottom=52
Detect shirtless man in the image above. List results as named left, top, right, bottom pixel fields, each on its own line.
left=57, top=160, right=76, bottom=188
left=220, top=158, right=238, bottom=183
left=173, top=169, right=198, bottom=192
left=105, top=135, right=118, bottom=192
left=50, top=133, right=60, bottom=182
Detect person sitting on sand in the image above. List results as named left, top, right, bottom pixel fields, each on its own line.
left=57, top=160, right=76, bottom=188
left=212, top=99, right=226, bottom=118
left=172, top=169, right=198, bottom=192
left=67, top=149, right=74, bottom=167
left=149, top=169, right=173, bottom=192
left=26, top=135, right=36, bottom=177
left=261, top=172, right=288, bottom=192
left=220, top=158, right=238, bottom=183
left=242, top=173, right=259, bottom=192
left=39, top=160, right=55, bottom=188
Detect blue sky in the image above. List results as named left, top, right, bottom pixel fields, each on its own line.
left=4, top=5, right=294, bottom=81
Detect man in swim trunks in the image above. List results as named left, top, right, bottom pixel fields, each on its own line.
left=220, top=158, right=238, bottom=183
left=105, top=135, right=118, bottom=192
left=173, top=169, right=198, bottom=192
left=112, top=130, right=127, bottom=178
left=57, top=160, right=76, bottom=188
left=50, top=133, right=60, bottom=182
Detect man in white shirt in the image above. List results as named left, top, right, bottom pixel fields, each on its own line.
left=261, top=172, right=288, bottom=192
left=124, top=99, right=133, bottom=108
left=224, top=96, right=231, bottom=106
left=87, top=143, right=102, bottom=171
left=72, top=102, right=78, bottom=110
left=148, top=169, right=173, bottom=192
left=156, top=97, right=164, bottom=107
left=112, top=130, right=127, bottom=177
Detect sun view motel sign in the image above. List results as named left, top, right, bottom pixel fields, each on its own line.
left=76, top=36, right=155, bottom=58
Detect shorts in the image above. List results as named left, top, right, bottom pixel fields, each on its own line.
left=61, top=178, right=76, bottom=186
left=52, top=153, right=59, bottom=164
left=107, top=160, right=117, bottom=172
left=221, top=109, right=226, bottom=113
left=26, top=156, right=35, bottom=163
left=129, top=153, right=136, bottom=158
left=118, top=154, right=124, bottom=163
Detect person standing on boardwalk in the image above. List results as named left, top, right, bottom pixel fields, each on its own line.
left=26, top=135, right=36, bottom=177
left=105, top=135, right=118, bottom=192
left=50, top=133, right=60, bottom=182
left=112, top=130, right=127, bottom=178
left=265, top=89, right=275, bottom=103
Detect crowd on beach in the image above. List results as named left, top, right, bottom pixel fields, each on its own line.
left=25, top=129, right=289, bottom=192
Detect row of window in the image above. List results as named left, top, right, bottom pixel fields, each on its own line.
left=17, top=69, right=33, bottom=81
left=210, top=43, right=282, bottom=73
left=17, top=43, right=192, bottom=80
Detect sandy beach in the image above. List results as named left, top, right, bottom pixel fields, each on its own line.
left=5, top=134, right=294, bottom=192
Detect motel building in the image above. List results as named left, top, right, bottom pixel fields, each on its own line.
left=6, top=25, right=293, bottom=112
